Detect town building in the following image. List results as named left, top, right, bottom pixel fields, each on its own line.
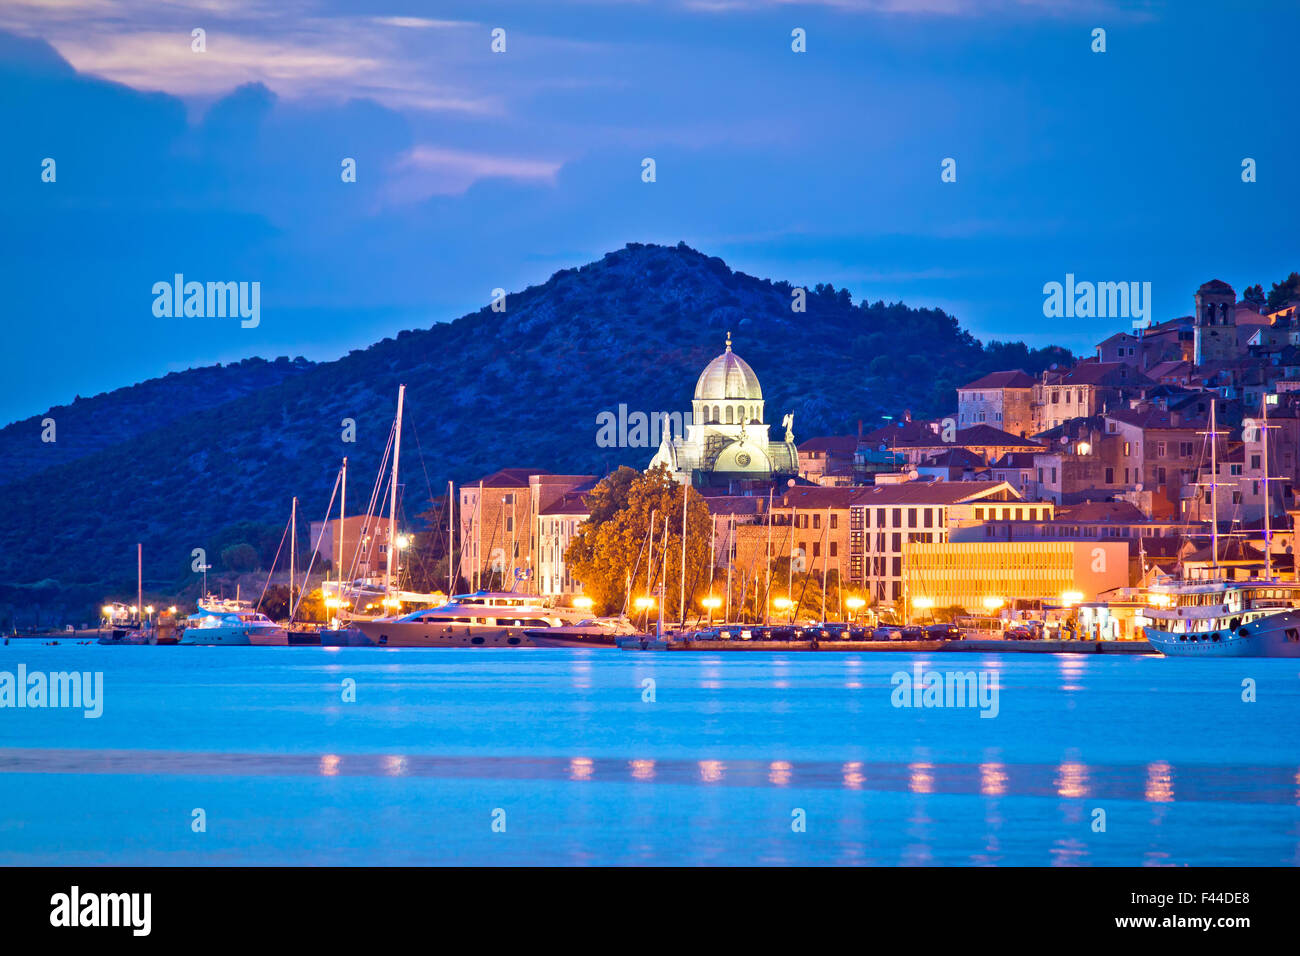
left=957, top=370, right=1036, bottom=437
left=649, top=334, right=799, bottom=489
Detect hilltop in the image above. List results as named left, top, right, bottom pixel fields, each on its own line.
left=0, top=242, right=1071, bottom=625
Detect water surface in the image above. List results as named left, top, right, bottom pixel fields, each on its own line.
left=1, top=645, right=1297, bottom=865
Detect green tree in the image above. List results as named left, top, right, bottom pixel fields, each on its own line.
left=565, top=465, right=713, bottom=619
left=1266, top=272, right=1300, bottom=310
left=220, top=543, right=260, bottom=573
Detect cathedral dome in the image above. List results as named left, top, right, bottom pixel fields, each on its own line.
left=694, top=334, right=763, bottom=402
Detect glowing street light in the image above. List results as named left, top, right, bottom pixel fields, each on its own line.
left=845, top=596, right=866, bottom=621
left=1061, top=591, right=1084, bottom=607
left=701, top=594, right=721, bottom=625
left=573, top=596, right=594, bottom=610
left=982, top=595, right=1005, bottom=611
left=634, top=596, right=655, bottom=611
left=395, top=534, right=411, bottom=550
left=911, top=596, right=934, bottom=610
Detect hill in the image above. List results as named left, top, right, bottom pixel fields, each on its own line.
left=0, top=242, right=1071, bottom=625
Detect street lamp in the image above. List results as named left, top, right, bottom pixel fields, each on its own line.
left=772, top=595, right=793, bottom=622
left=982, top=595, right=1005, bottom=611
left=912, top=596, right=934, bottom=624
left=573, top=596, right=594, bottom=610
left=701, top=595, right=721, bottom=625
left=845, top=596, right=866, bottom=621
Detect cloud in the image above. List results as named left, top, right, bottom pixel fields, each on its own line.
left=0, top=0, right=499, bottom=113
left=386, top=145, right=563, bottom=201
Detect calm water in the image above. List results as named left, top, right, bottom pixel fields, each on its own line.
left=1, top=644, right=1298, bottom=866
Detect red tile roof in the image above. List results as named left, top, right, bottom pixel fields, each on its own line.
left=959, top=369, right=1036, bottom=390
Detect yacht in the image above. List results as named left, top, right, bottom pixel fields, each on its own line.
left=1142, top=397, right=1300, bottom=658
left=180, top=605, right=288, bottom=646
left=351, top=591, right=601, bottom=647
left=1142, top=581, right=1300, bottom=657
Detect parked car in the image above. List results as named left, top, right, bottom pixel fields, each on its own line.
left=1004, top=627, right=1035, bottom=641
left=899, top=626, right=926, bottom=641
left=872, top=625, right=903, bottom=641
left=925, top=623, right=962, bottom=641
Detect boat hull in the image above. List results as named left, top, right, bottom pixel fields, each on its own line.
left=524, top=627, right=618, bottom=648
left=352, top=620, right=534, bottom=647
left=1145, top=610, right=1300, bottom=658
left=179, top=626, right=289, bottom=646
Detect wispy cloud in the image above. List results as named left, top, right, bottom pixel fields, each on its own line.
left=385, top=145, right=564, bottom=201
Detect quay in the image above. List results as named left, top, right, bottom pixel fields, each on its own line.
left=618, top=636, right=1154, bottom=654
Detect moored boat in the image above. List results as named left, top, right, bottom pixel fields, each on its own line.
left=352, top=591, right=600, bottom=647
left=180, top=606, right=288, bottom=646
left=1142, top=581, right=1300, bottom=657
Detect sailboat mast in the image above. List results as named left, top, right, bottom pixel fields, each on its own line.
left=1262, top=395, right=1273, bottom=579
left=821, top=506, right=830, bottom=622
left=386, top=385, right=406, bottom=596
left=763, top=488, right=773, bottom=625
left=338, top=458, right=347, bottom=592
left=448, top=480, right=455, bottom=597
left=1209, top=398, right=1219, bottom=576
left=290, top=495, right=297, bottom=617
left=137, top=542, right=142, bottom=627
left=679, top=481, right=688, bottom=625
left=725, top=516, right=734, bottom=623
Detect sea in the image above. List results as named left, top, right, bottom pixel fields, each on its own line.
left=1, top=644, right=1297, bottom=866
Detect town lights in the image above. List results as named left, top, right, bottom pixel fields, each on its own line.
left=101, top=605, right=113, bottom=617
left=382, top=597, right=401, bottom=609
left=634, top=596, right=655, bottom=611
left=701, top=596, right=722, bottom=609
left=911, top=597, right=934, bottom=611
left=1061, top=591, right=1084, bottom=607
left=573, top=596, right=594, bottom=610
left=1077, top=441, right=1091, bottom=455
left=772, top=597, right=792, bottom=610
left=395, top=534, right=411, bottom=550
left=168, top=606, right=177, bottom=614
left=982, top=596, right=1005, bottom=611
left=324, top=597, right=341, bottom=609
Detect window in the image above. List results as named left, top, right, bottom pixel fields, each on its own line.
left=830, top=514, right=838, bottom=529
left=908, top=509, right=918, bottom=529
left=891, top=508, right=901, bottom=527
left=1180, top=441, right=1193, bottom=457
left=829, top=542, right=838, bottom=557
left=1105, top=467, right=1114, bottom=483
left=813, top=514, right=821, bottom=530
left=1124, top=441, right=1131, bottom=456
left=923, top=509, right=933, bottom=528
left=1251, top=455, right=1261, bottom=470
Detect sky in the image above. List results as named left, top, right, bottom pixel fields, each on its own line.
left=2, top=0, right=1297, bottom=424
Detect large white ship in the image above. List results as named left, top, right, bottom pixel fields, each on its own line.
left=1142, top=397, right=1300, bottom=658
left=1142, top=581, right=1300, bottom=657
left=351, top=591, right=608, bottom=647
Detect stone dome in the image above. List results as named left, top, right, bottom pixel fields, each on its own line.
left=693, top=334, right=763, bottom=402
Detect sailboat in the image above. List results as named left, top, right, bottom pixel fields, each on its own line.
left=1143, top=398, right=1300, bottom=657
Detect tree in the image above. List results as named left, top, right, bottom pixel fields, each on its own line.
left=220, top=543, right=259, bottom=573
left=1243, top=283, right=1266, bottom=307
left=1266, top=272, right=1300, bottom=311
left=565, top=465, right=714, bottom=618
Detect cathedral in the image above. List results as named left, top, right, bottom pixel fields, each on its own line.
left=649, top=334, right=799, bottom=488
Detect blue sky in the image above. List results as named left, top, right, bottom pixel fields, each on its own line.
left=2, top=0, right=1296, bottom=424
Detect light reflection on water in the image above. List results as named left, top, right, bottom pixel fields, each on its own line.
left=1, top=646, right=1298, bottom=865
